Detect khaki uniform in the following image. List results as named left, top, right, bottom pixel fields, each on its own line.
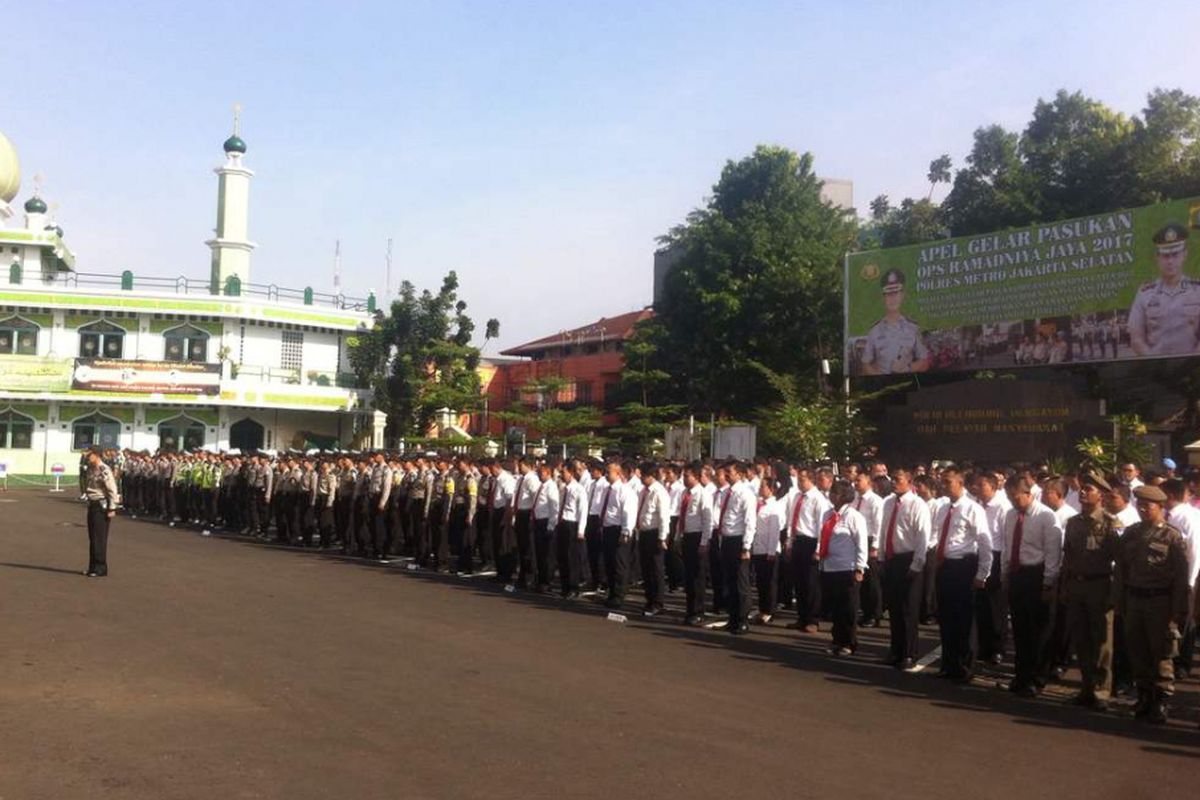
left=1062, top=507, right=1118, bottom=699
left=1115, top=520, right=1190, bottom=696
left=1127, top=278, right=1200, bottom=356
left=860, top=316, right=927, bottom=374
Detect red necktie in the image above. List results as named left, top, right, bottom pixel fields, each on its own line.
left=884, top=496, right=901, bottom=560
left=601, top=484, right=614, bottom=522
left=511, top=475, right=524, bottom=512
left=529, top=483, right=544, bottom=522
left=488, top=477, right=498, bottom=509
left=636, top=486, right=648, bottom=531
left=936, top=504, right=954, bottom=565
left=558, top=484, right=568, bottom=525
left=856, top=495, right=863, bottom=511
left=718, top=487, right=732, bottom=531
left=1009, top=511, right=1026, bottom=574
left=790, top=493, right=805, bottom=534
left=818, top=510, right=839, bottom=560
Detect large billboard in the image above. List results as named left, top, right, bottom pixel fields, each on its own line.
left=0, top=354, right=73, bottom=392
left=71, top=358, right=221, bottom=395
left=845, top=196, right=1200, bottom=376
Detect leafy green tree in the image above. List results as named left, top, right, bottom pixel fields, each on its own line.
left=347, top=271, right=499, bottom=441
left=639, top=145, right=857, bottom=417
left=496, top=375, right=609, bottom=453
left=926, top=154, right=953, bottom=199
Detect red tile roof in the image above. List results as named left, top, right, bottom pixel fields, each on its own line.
left=500, top=308, right=654, bottom=356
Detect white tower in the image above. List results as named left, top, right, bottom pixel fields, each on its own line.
left=206, top=105, right=256, bottom=293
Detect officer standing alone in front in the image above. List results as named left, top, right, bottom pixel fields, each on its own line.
left=83, top=447, right=120, bottom=577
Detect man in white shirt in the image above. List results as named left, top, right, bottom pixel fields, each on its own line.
left=1001, top=479, right=1064, bottom=697
left=880, top=469, right=931, bottom=670
left=786, top=467, right=833, bottom=633
left=932, top=468, right=993, bottom=682
left=1163, top=478, right=1200, bottom=678
left=556, top=462, right=589, bottom=599
left=635, top=462, right=672, bottom=616
left=530, top=462, right=561, bottom=593
left=1040, top=477, right=1079, bottom=676
left=718, top=461, right=757, bottom=634
left=709, top=465, right=731, bottom=616
left=853, top=471, right=885, bottom=627
left=914, top=474, right=945, bottom=624
left=664, top=463, right=686, bottom=594
left=974, top=472, right=1012, bottom=665
left=680, top=463, right=714, bottom=625
left=510, top=456, right=542, bottom=590
left=487, top=460, right=516, bottom=576
left=584, top=460, right=609, bottom=593
left=1105, top=485, right=1141, bottom=533
left=1119, top=463, right=1144, bottom=492
left=600, top=461, right=634, bottom=609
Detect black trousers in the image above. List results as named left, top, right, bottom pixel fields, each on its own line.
left=515, top=513, right=535, bottom=588
left=975, top=551, right=1007, bottom=659
left=533, top=518, right=553, bottom=588
left=681, top=531, right=707, bottom=617
left=751, top=554, right=778, bottom=616
left=638, top=530, right=665, bottom=609
left=252, top=489, right=270, bottom=535
left=602, top=525, right=630, bottom=605
left=318, top=506, right=335, bottom=548
left=1008, top=563, right=1052, bottom=689
left=709, top=530, right=726, bottom=614
left=937, top=555, right=979, bottom=678
left=584, top=515, right=604, bottom=589
left=822, top=570, right=859, bottom=649
left=410, top=502, right=430, bottom=564
left=86, top=501, right=110, bottom=574
left=429, top=501, right=449, bottom=567
left=555, top=524, right=583, bottom=595
left=921, top=546, right=939, bottom=620
left=453, top=506, right=476, bottom=573
left=719, top=537, right=750, bottom=627
left=664, top=517, right=684, bottom=590
left=860, top=553, right=883, bottom=622
left=883, top=552, right=923, bottom=661
left=789, top=537, right=821, bottom=626
left=476, top=505, right=494, bottom=566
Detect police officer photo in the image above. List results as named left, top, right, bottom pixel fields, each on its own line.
left=1128, top=222, right=1200, bottom=357
left=82, top=447, right=120, bottom=577
left=859, top=268, right=931, bottom=375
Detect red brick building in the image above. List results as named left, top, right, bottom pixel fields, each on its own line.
left=469, top=308, right=653, bottom=439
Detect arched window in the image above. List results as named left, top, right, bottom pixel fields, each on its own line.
left=0, top=409, right=34, bottom=449
left=163, top=324, right=210, bottom=363
left=0, top=316, right=39, bottom=355
left=78, top=321, right=125, bottom=359
left=157, top=415, right=206, bottom=452
left=72, top=412, right=121, bottom=450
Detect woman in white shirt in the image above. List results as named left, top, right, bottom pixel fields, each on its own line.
left=819, top=480, right=869, bottom=655
left=752, top=478, right=786, bottom=624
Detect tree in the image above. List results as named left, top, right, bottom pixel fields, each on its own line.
left=638, top=145, right=857, bottom=417
left=926, top=154, right=953, bottom=199
left=347, top=271, right=499, bottom=441
left=613, top=327, right=685, bottom=454
left=495, top=375, right=609, bottom=453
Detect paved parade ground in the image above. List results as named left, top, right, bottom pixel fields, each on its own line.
left=1, top=490, right=1197, bottom=800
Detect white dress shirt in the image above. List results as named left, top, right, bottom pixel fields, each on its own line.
left=786, top=486, right=833, bottom=540
left=587, top=476, right=609, bottom=517
left=980, top=493, right=1012, bottom=555
left=1064, top=488, right=1082, bottom=512
left=513, top=471, right=541, bottom=511
left=932, top=496, right=993, bottom=581
left=681, top=484, right=715, bottom=545
left=668, top=480, right=686, bottom=518
left=820, top=505, right=869, bottom=573
left=531, top=478, right=560, bottom=524
left=718, top=480, right=757, bottom=551
left=636, top=481, right=672, bottom=541
left=1000, top=501, right=1063, bottom=585
left=752, top=496, right=786, bottom=556
left=1114, top=505, right=1141, bottom=533
left=1168, top=503, right=1200, bottom=588
left=491, top=470, right=516, bottom=510
left=559, top=479, right=589, bottom=537
left=879, top=490, right=931, bottom=572
left=853, top=489, right=884, bottom=547
left=1053, top=503, right=1078, bottom=529
left=619, top=479, right=641, bottom=537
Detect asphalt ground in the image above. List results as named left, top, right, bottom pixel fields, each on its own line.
left=1, top=489, right=1197, bottom=799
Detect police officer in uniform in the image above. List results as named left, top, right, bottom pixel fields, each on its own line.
left=316, top=459, right=337, bottom=549
left=859, top=269, right=931, bottom=375
left=1061, top=470, right=1119, bottom=710
left=82, top=447, right=120, bottom=577
left=1128, top=222, right=1200, bottom=357
left=1115, top=484, right=1191, bottom=723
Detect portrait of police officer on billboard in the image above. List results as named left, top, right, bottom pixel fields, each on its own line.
left=859, top=268, right=931, bottom=375
left=1128, top=222, right=1200, bottom=357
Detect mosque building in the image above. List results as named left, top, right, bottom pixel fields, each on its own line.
left=0, top=117, right=379, bottom=475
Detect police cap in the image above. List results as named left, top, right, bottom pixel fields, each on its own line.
left=1153, top=222, right=1188, bottom=255
left=880, top=268, right=906, bottom=294
left=1132, top=484, right=1168, bottom=504
left=1080, top=469, right=1111, bottom=493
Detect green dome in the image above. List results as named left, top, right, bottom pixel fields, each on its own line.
left=223, top=135, right=247, bottom=154
left=24, top=195, right=46, bottom=214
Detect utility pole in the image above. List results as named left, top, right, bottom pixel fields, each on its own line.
left=385, top=238, right=393, bottom=298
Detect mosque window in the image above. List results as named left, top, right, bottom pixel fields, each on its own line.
left=281, top=330, right=303, bottom=373
left=157, top=416, right=206, bottom=452
left=0, top=316, right=38, bottom=355
left=71, top=413, right=121, bottom=450
left=163, top=324, right=210, bottom=363
left=78, top=321, right=125, bottom=359
left=0, top=409, right=34, bottom=449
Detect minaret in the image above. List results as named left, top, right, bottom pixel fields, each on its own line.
left=206, top=105, right=256, bottom=293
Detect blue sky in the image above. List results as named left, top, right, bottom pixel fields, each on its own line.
left=7, top=0, right=1198, bottom=350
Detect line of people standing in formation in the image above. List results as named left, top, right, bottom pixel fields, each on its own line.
left=107, top=448, right=1200, bottom=728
